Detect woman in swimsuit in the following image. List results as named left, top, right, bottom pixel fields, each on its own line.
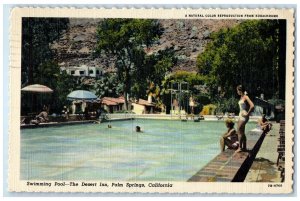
left=236, top=85, right=254, bottom=152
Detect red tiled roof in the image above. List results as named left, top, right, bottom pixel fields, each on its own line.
left=101, top=96, right=125, bottom=106
left=101, top=99, right=118, bottom=106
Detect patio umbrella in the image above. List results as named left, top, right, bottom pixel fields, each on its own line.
left=21, top=84, right=53, bottom=114
left=21, top=84, right=53, bottom=93
left=67, top=90, right=98, bottom=101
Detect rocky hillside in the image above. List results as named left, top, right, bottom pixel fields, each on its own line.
left=51, top=18, right=240, bottom=73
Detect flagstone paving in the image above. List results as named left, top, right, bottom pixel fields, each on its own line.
left=245, top=123, right=282, bottom=182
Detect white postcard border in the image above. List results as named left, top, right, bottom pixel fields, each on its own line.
left=8, top=7, right=295, bottom=193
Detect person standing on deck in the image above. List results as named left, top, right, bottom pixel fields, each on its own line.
left=236, top=85, right=254, bottom=152
left=71, top=101, right=76, bottom=114
left=189, top=96, right=195, bottom=115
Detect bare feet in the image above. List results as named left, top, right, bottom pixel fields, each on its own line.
left=235, top=148, right=247, bottom=153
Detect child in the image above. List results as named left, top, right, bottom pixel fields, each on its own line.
left=220, top=119, right=239, bottom=151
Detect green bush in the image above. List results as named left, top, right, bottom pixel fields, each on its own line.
left=216, top=96, right=239, bottom=114
left=268, top=98, right=285, bottom=106
left=200, top=104, right=217, bottom=115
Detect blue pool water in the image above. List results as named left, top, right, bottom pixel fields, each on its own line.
left=21, top=119, right=255, bottom=181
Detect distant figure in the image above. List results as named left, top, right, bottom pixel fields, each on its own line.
left=136, top=126, right=141, bottom=132
left=37, top=111, right=49, bottom=122
left=189, top=96, right=195, bottom=115
left=43, top=105, right=48, bottom=112
left=84, top=106, right=89, bottom=120
left=81, top=101, right=87, bottom=113
left=220, top=119, right=239, bottom=152
left=258, top=114, right=272, bottom=133
left=227, top=113, right=235, bottom=119
left=30, top=109, right=49, bottom=125
left=71, top=101, right=76, bottom=114
left=108, top=124, right=112, bottom=128
left=236, top=85, right=254, bottom=152
left=216, top=112, right=224, bottom=120
left=62, top=106, right=69, bottom=120
left=96, top=108, right=102, bottom=118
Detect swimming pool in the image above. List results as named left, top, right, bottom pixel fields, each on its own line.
left=21, top=119, right=255, bottom=181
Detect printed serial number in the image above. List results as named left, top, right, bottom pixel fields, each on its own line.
left=268, top=184, right=283, bottom=187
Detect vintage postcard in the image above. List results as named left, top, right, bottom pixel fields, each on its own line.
left=9, top=7, right=294, bottom=193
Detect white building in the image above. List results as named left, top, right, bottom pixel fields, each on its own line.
left=131, top=98, right=155, bottom=114
left=61, top=65, right=104, bottom=78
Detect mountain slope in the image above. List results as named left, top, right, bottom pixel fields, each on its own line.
left=51, top=19, right=240, bottom=73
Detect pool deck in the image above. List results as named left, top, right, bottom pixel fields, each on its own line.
left=20, top=118, right=135, bottom=129
left=103, top=117, right=134, bottom=122
left=20, top=120, right=96, bottom=129
left=108, top=114, right=262, bottom=122
left=188, top=129, right=267, bottom=182
left=245, top=123, right=283, bottom=182
left=21, top=114, right=262, bottom=129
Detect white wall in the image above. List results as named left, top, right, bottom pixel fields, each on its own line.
left=132, top=103, right=145, bottom=115
left=65, top=66, right=104, bottom=78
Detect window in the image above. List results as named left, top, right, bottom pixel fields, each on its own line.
left=100, top=71, right=103, bottom=76
left=71, top=70, right=75, bottom=75
left=96, top=70, right=100, bottom=74
left=89, top=70, right=94, bottom=74
left=79, top=71, right=85, bottom=75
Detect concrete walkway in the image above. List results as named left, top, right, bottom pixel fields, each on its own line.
left=21, top=120, right=95, bottom=129
left=245, top=123, right=282, bottom=182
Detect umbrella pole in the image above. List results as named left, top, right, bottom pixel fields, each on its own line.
left=33, top=94, right=38, bottom=113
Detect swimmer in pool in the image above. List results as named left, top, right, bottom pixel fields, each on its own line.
left=136, top=126, right=142, bottom=132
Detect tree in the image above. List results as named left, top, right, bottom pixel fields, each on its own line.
left=25, top=60, right=78, bottom=113
left=21, top=18, right=70, bottom=114
left=22, top=18, right=69, bottom=86
left=160, top=70, right=206, bottom=114
left=95, top=19, right=163, bottom=110
left=131, top=48, right=177, bottom=101
left=196, top=20, right=286, bottom=100
left=94, top=74, right=124, bottom=98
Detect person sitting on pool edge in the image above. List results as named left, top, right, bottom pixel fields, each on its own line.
left=220, top=118, right=239, bottom=152
left=30, top=108, right=49, bottom=125
left=257, top=114, right=272, bottom=133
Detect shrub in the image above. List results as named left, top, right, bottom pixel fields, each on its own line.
left=200, top=104, right=217, bottom=115
left=216, top=96, right=239, bottom=114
